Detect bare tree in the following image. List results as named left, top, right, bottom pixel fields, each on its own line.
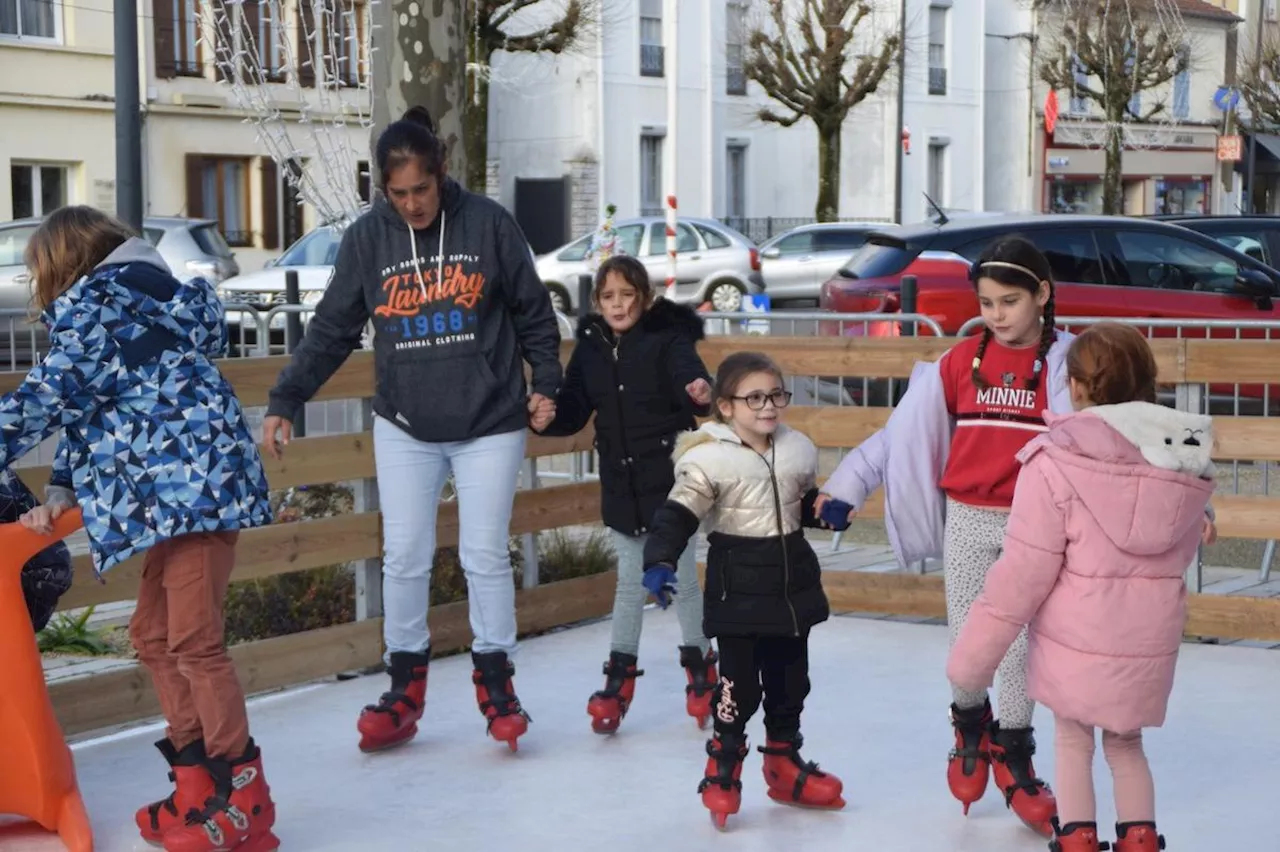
left=1036, top=0, right=1187, bottom=214
left=464, top=1, right=598, bottom=192
left=1240, top=32, right=1280, bottom=131
left=743, top=0, right=900, bottom=222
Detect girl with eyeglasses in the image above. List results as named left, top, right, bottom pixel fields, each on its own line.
left=641, top=351, right=855, bottom=829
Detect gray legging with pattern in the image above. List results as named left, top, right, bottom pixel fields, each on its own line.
left=944, top=497, right=1036, bottom=728
left=609, top=530, right=710, bottom=658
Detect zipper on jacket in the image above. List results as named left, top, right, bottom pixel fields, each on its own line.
left=759, top=442, right=800, bottom=637
left=601, top=327, right=644, bottom=533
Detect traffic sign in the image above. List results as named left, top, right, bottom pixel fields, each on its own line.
left=1218, top=134, right=1242, bottom=162
left=1213, top=86, right=1241, bottom=112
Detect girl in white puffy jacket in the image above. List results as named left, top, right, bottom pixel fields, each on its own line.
left=642, top=351, right=853, bottom=829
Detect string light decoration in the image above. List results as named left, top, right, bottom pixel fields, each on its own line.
left=204, top=1, right=378, bottom=229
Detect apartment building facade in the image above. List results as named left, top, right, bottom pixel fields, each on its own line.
left=0, top=1, right=370, bottom=271
left=984, top=0, right=1241, bottom=216
left=486, top=0, right=988, bottom=251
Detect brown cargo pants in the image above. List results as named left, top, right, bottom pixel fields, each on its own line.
left=127, top=531, right=250, bottom=759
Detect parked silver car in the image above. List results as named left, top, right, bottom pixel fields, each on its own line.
left=534, top=216, right=762, bottom=313
left=757, top=222, right=894, bottom=303
left=0, top=216, right=238, bottom=365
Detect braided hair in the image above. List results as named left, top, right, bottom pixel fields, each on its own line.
left=967, top=235, right=1056, bottom=391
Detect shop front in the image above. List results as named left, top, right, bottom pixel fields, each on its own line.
left=1039, top=123, right=1220, bottom=215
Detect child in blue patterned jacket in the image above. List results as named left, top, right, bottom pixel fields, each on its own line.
left=8, top=206, right=276, bottom=852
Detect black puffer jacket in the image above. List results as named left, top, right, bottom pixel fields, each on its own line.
left=542, top=299, right=711, bottom=536
left=1, top=470, right=73, bottom=630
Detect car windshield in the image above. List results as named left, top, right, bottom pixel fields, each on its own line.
left=838, top=238, right=915, bottom=279
left=278, top=228, right=341, bottom=267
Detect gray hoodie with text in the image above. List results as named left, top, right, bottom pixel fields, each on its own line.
left=267, top=178, right=563, bottom=442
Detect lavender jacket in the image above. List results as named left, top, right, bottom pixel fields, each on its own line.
left=823, top=331, right=1076, bottom=566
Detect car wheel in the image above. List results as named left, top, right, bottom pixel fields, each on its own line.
left=707, top=280, right=745, bottom=312
left=547, top=283, right=571, bottom=313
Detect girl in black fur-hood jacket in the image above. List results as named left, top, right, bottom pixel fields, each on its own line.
left=537, top=256, right=720, bottom=735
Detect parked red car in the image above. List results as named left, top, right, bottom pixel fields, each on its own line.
left=818, top=214, right=1279, bottom=338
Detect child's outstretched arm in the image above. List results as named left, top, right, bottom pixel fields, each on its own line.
left=0, top=312, right=118, bottom=471
left=643, top=459, right=717, bottom=568
left=946, top=457, right=1068, bottom=692
left=537, top=347, right=595, bottom=436
left=664, top=335, right=713, bottom=417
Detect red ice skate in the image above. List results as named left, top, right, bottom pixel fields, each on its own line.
left=758, top=735, right=846, bottom=809
left=698, top=735, right=749, bottom=830
left=678, top=645, right=718, bottom=729
left=162, top=739, right=278, bottom=852
left=1050, top=819, right=1110, bottom=852
left=135, top=739, right=215, bottom=846
left=947, top=699, right=993, bottom=814
left=1113, top=821, right=1165, bottom=851
left=356, top=650, right=429, bottom=753
left=586, top=652, right=644, bottom=734
left=989, top=723, right=1058, bottom=837
left=472, top=650, right=531, bottom=751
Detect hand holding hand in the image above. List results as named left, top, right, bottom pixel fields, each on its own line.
left=685, top=378, right=712, bottom=407
left=20, top=502, right=67, bottom=536
left=820, top=498, right=857, bottom=531
left=262, top=415, right=293, bottom=461
left=1202, top=517, right=1218, bottom=546
left=642, top=564, right=678, bottom=609
left=528, top=393, right=556, bottom=432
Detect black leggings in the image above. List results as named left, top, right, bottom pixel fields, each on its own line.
left=712, top=632, right=810, bottom=742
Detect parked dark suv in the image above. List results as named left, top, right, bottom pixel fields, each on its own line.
left=1151, top=214, right=1280, bottom=268
left=819, top=214, right=1279, bottom=335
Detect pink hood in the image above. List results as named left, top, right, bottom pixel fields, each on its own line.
left=1025, top=403, right=1215, bottom=556
left=947, top=401, right=1215, bottom=734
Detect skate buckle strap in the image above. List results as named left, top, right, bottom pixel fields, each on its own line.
left=758, top=742, right=828, bottom=802
left=362, top=690, right=420, bottom=727
left=697, top=774, right=743, bottom=794
left=146, top=793, right=179, bottom=830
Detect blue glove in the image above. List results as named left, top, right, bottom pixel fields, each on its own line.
left=820, top=498, right=855, bottom=531
left=642, top=564, right=678, bottom=609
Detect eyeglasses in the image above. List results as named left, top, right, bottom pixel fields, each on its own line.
left=732, top=390, right=792, bottom=410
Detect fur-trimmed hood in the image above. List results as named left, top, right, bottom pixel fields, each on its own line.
left=576, top=296, right=705, bottom=343
left=1019, top=403, right=1215, bottom=556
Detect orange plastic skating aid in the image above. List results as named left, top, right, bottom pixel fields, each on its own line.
left=1050, top=819, right=1111, bottom=852
left=135, top=739, right=215, bottom=846
left=0, top=511, right=94, bottom=852
left=1113, top=821, right=1166, bottom=851
left=586, top=652, right=643, bottom=734
left=947, top=700, right=993, bottom=815
left=678, top=646, right=717, bottom=730
left=989, top=723, right=1058, bottom=837
left=698, top=736, right=748, bottom=831
left=357, top=651, right=429, bottom=753
left=758, top=736, right=846, bottom=810
left=472, top=651, right=530, bottom=752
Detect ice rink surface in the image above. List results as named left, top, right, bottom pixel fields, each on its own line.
left=2, top=610, right=1275, bottom=851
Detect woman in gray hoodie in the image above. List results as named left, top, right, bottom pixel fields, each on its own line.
left=263, top=107, right=563, bottom=754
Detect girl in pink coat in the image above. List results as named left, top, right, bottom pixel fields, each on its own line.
left=947, top=323, right=1216, bottom=852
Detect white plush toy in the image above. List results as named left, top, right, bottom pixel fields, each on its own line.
left=1089, top=401, right=1215, bottom=479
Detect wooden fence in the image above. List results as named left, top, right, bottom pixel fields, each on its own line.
left=4, top=335, right=1280, bottom=735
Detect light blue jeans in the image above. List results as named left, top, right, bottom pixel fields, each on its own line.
left=609, top=530, right=709, bottom=657
left=374, top=416, right=526, bottom=660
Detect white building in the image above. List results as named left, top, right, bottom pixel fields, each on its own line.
left=486, top=0, right=989, bottom=250
left=0, top=1, right=370, bottom=272
left=983, top=0, right=1240, bottom=215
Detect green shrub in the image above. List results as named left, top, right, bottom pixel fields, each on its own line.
left=38, top=606, right=117, bottom=656
left=224, top=564, right=355, bottom=645
left=531, top=528, right=617, bottom=583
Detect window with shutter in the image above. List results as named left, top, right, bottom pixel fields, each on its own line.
left=297, top=0, right=318, bottom=87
